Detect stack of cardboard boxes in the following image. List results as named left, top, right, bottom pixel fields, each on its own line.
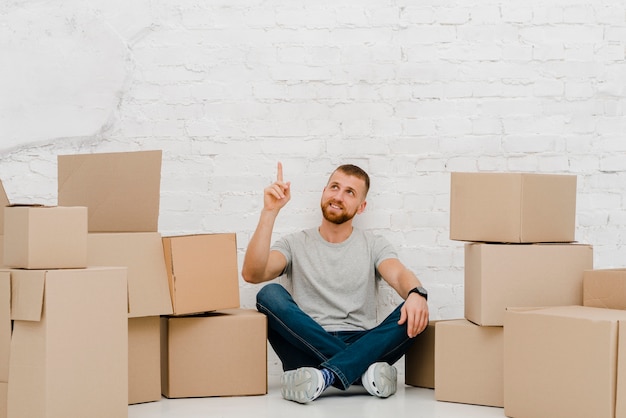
left=1, top=202, right=128, bottom=418
left=0, top=149, right=268, bottom=417
left=56, top=150, right=268, bottom=402
left=405, top=172, right=594, bottom=411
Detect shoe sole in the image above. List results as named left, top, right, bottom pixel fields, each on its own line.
left=281, top=368, right=324, bottom=404
left=364, top=363, right=397, bottom=398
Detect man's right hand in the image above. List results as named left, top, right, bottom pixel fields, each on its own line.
left=263, top=162, right=291, bottom=213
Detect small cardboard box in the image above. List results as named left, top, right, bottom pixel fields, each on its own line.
left=129, top=316, right=161, bottom=405
left=435, top=320, right=503, bottom=408
left=450, top=172, right=577, bottom=243
left=465, top=242, right=593, bottom=326
left=161, top=309, right=267, bottom=398
left=504, top=306, right=626, bottom=418
left=0, top=181, right=9, bottom=235
left=87, top=232, right=173, bottom=318
left=162, top=234, right=240, bottom=315
left=404, top=320, right=437, bottom=389
left=7, top=267, right=128, bottom=418
left=3, top=205, right=88, bottom=269
left=57, top=150, right=162, bottom=232
left=583, top=268, right=626, bottom=309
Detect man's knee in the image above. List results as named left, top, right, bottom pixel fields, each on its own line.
left=256, top=283, right=287, bottom=307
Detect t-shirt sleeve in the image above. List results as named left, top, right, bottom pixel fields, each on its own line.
left=270, top=235, right=292, bottom=276
left=373, top=234, right=399, bottom=268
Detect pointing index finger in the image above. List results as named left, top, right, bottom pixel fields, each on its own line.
left=277, top=162, right=284, bottom=182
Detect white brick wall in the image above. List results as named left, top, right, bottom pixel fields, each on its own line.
left=1, top=0, right=626, bottom=374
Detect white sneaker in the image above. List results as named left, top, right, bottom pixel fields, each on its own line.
left=361, top=362, right=397, bottom=398
left=281, top=367, right=325, bottom=404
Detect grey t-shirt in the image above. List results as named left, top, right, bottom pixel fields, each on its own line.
left=271, top=227, right=398, bottom=331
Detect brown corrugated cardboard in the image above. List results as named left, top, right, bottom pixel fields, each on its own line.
left=162, top=234, right=240, bottom=315
left=0, top=272, right=9, bottom=418
left=161, top=309, right=267, bottom=398
left=435, top=320, right=503, bottom=408
left=0, top=382, right=6, bottom=418
left=57, top=150, right=162, bottom=232
left=3, top=205, right=87, bottom=269
left=7, top=267, right=128, bottom=418
left=129, top=316, right=162, bottom=405
left=87, top=232, right=173, bottom=318
left=465, top=243, right=593, bottom=326
left=583, top=268, right=626, bottom=309
left=0, top=272, right=9, bottom=383
left=0, top=182, right=9, bottom=235
left=450, top=172, right=577, bottom=243
left=404, top=320, right=438, bottom=389
left=504, top=306, right=626, bottom=418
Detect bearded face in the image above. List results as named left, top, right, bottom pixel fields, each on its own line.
left=320, top=198, right=359, bottom=225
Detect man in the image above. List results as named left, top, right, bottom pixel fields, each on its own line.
left=242, top=162, right=429, bottom=404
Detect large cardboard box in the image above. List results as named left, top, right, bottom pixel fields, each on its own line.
left=3, top=205, right=87, bottom=269
left=7, top=267, right=128, bottom=418
left=404, top=320, right=437, bottom=389
left=57, top=150, right=162, bottom=232
left=504, top=306, right=626, bottom=418
left=129, top=316, right=162, bottom=405
left=465, top=243, right=593, bottom=326
left=161, top=309, right=267, bottom=398
left=87, top=232, right=172, bottom=318
left=435, top=320, right=503, bottom=408
left=0, top=181, right=9, bottom=235
left=450, top=172, right=577, bottom=243
left=584, top=268, right=626, bottom=309
left=162, top=234, right=240, bottom=315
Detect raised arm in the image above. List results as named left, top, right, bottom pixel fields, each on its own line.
left=242, top=162, right=291, bottom=284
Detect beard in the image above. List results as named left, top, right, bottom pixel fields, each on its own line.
left=320, top=200, right=357, bottom=225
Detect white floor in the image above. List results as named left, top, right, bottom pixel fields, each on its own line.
left=128, top=375, right=505, bottom=418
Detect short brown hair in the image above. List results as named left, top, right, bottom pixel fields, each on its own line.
left=333, top=164, right=370, bottom=196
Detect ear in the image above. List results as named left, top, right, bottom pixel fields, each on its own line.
left=356, top=200, right=367, bottom=214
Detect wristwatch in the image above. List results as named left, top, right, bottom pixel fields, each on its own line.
left=408, top=286, right=428, bottom=301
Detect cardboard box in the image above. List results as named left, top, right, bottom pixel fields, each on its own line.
left=450, top=172, right=577, bottom=243
left=162, top=234, right=240, bottom=315
left=404, top=320, right=437, bottom=389
left=504, top=306, right=626, bottom=418
left=3, top=205, right=88, bottom=269
left=7, top=267, right=128, bottom=418
left=465, top=243, right=593, bottom=326
left=584, top=268, right=626, bottom=309
left=0, top=272, right=9, bottom=418
left=435, top=320, right=503, bottom=408
left=0, top=272, right=9, bottom=383
left=57, top=150, right=162, bottom=232
left=87, top=232, right=172, bottom=318
left=129, top=316, right=162, bottom=405
left=0, top=181, right=9, bottom=235
left=161, top=309, right=267, bottom=398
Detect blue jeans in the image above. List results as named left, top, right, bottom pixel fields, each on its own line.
left=256, top=283, right=417, bottom=390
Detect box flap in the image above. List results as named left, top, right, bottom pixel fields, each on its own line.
left=57, top=150, right=162, bottom=232
left=0, top=181, right=10, bottom=235
left=88, top=232, right=173, bottom=317
left=10, top=270, right=45, bottom=321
